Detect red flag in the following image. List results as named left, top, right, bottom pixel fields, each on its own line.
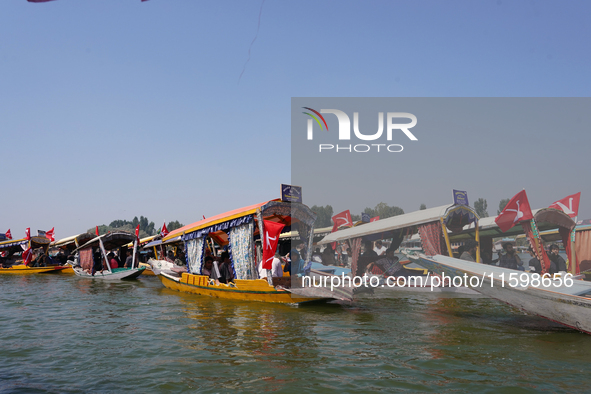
left=161, top=222, right=169, bottom=237
left=262, top=220, right=285, bottom=270
left=22, top=247, right=33, bottom=266
left=549, top=192, right=581, bottom=218
left=203, top=215, right=206, bottom=220
left=95, top=226, right=99, bottom=236
left=135, top=225, right=140, bottom=239
left=25, top=228, right=30, bottom=241
left=332, top=210, right=353, bottom=231
left=5, top=229, right=12, bottom=240
left=45, top=227, right=55, bottom=242
left=495, top=190, right=534, bottom=232
left=370, top=216, right=380, bottom=222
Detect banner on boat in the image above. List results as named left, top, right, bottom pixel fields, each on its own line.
left=281, top=184, right=302, bottom=203
left=453, top=190, right=469, bottom=206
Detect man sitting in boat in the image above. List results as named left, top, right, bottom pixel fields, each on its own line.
left=218, top=251, right=234, bottom=283
left=107, top=252, right=118, bottom=270
left=368, top=247, right=420, bottom=278
left=547, top=244, right=567, bottom=272
left=202, top=256, right=223, bottom=285
left=460, top=241, right=477, bottom=262
left=258, top=251, right=283, bottom=279
left=355, top=241, right=378, bottom=277
left=499, top=243, right=524, bottom=271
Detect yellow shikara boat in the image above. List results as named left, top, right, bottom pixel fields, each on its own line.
left=0, top=236, right=67, bottom=274
left=157, top=198, right=351, bottom=304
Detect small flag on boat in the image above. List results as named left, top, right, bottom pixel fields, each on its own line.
left=5, top=229, right=11, bottom=240
left=22, top=247, right=33, bottom=265
left=549, top=192, right=581, bottom=218
left=262, top=220, right=285, bottom=270
left=203, top=215, right=206, bottom=220
left=370, top=216, right=380, bottom=222
left=96, top=226, right=100, bottom=236
left=135, top=225, right=140, bottom=239
left=45, top=227, right=55, bottom=242
left=495, top=190, right=534, bottom=232
left=161, top=222, right=169, bottom=237
left=25, top=228, right=30, bottom=241
left=332, top=210, right=353, bottom=230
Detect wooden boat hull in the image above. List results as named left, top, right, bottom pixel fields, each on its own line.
left=73, top=267, right=145, bottom=280
left=158, top=272, right=330, bottom=304
left=0, top=265, right=68, bottom=275
left=414, top=254, right=591, bottom=334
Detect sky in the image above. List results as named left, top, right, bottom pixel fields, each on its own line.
left=1, top=0, right=590, bottom=239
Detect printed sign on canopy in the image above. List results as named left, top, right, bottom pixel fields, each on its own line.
left=453, top=190, right=469, bottom=206
left=281, top=184, right=302, bottom=203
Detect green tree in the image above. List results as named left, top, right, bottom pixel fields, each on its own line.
left=363, top=202, right=404, bottom=220
left=474, top=198, right=488, bottom=218
left=420, top=203, right=426, bottom=210
left=310, top=205, right=334, bottom=227
left=498, top=198, right=510, bottom=215
left=167, top=220, right=184, bottom=231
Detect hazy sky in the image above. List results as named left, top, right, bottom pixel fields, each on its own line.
left=1, top=0, right=590, bottom=239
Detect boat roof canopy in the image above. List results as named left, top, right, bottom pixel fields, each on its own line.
left=163, top=199, right=316, bottom=246
left=52, top=233, right=96, bottom=248
left=448, top=208, right=571, bottom=242
left=0, top=236, right=51, bottom=254
left=143, top=235, right=183, bottom=249
left=318, top=204, right=478, bottom=244
left=76, top=231, right=137, bottom=251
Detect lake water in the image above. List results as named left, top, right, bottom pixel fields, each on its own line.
left=1, top=274, right=590, bottom=393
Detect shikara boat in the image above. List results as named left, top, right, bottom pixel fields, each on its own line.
left=317, top=203, right=482, bottom=295
left=410, top=253, right=591, bottom=334
left=0, top=236, right=67, bottom=274
left=50, top=233, right=96, bottom=274
left=140, top=235, right=184, bottom=276
left=73, top=231, right=145, bottom=280
left=157, top=199, right=353, bottom=304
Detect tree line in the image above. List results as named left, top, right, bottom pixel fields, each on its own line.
left=88, top=217, right=184, bottom=238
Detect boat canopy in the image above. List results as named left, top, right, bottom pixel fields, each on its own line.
left=76, top=231, right=137, bottom=251
left=279, top=226, right=333, bottom=241
left=0, top=236, right=50, bottom=255
left=318, top=204, right=478, bottom=245
left=143, top=235, right=182, bottom=249
left=163, top=199, right=315, bottom=246
left=51, top=233, right=96, bottom=249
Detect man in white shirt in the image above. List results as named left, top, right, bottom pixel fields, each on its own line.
left=373, top=240, right=387, bottom=256
left=258, top=251, right=284, bottom=278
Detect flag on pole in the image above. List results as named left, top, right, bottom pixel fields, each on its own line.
left=5, top=229, right=11, bottom=240
left=22, top=247, right=33, bottom=266
left=331, top=210, right=353, bottom=231
left=549, top=192, right=581, bottom=218
left=262, top=220, right=285, bottom=270
left=45, top=227, right=55, bottom=242
left=161, top=222, right=169, bottom=237
left=370, top=216, right=380, bottom=222
left=95, top=226, right=100, bottom=236
left=135, top=225, right=140, bottom=240
left=495, top=190, right=534, bottom=232
left=25, top=228, right=30, bottom=241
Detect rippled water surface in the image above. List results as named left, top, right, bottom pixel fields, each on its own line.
left=1, top=274, right=590, bottom=393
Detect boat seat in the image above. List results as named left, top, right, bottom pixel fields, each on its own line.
left=272, top=276, right=291, bottom=288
